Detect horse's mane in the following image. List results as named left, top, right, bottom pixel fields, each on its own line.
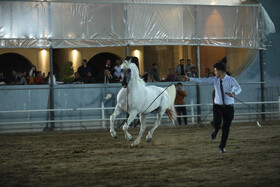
left=122, top=60, right=146, bottom=86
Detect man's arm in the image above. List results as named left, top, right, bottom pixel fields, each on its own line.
left=231, top=78, right=241, bottom=95
left=186, top=76, right=215, bottom=85
left=226, top=78, right=241, bottom=97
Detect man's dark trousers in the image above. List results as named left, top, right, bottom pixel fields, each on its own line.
left=213, top=104, right=234, bottom=149
left=176, top=107, right=187, bottom=125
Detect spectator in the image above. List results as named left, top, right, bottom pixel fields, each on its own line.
left=114, top=59, right=122, bottom=82
left=28, top=65, right=37, bottom=84
left=174, top=82, right=188, bottom=125
left=72, top=72, right=82, bottom=83
left=175, top=59, right=186, bottom=81
left=34, top=71, right=43, bottom=84
left=104, top=68, right=113, bottom=84
left=187, top=67, right=198, bottom=78
left=85, top=72, right=95, bottom=83
left=16, top=71, right=28, bottom=85
left=185, top=59, right=195, bottom=73
left=105, top=59, right=115, bottom=76
left=204, top=68, right=213, bottom=78
left=142, top=69, right=152, bottom=82
left=0, top=72, right=6, bottom=85
left=11, top=70, right=19, bottom=84
left=166, top=68, right=177, bottom=81
left=150, top=63, right=160, bottom=82
left=78, top=59, right=92, bottom=82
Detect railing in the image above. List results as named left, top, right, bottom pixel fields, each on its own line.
left=0, top=97, right=279, bottom=133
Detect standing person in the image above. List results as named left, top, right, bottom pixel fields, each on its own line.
left=175, top=59, right=186, bottom=81
left=141, top=69, right=151, bottom=82
left=28, top=65, right=37, bottom=84
left=175, top=82, right=188, bottom=125
left=185, top=59, right=195, bottom=73
left=186, top=62, right=241, bottom=153
left=150, top=63, right=160, bottom=82
left=78, top=59, right=92, bottom=82
left=104, top=68, right=113, bottom=84
left=105, top=59, right=114, bottom=76
left=114, top=59, right=122, bottom=82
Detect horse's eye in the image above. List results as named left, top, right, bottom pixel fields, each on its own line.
left=128, top=69, right=131, bottom=72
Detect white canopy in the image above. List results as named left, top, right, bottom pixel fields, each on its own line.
left=0, top=0, right=275, bottom=49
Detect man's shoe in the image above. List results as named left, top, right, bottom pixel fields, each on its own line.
left=211, top=130, right=218, bottom=140
left=219, top=148, right=226, bottom=153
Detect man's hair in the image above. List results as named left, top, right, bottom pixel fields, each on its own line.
left=187, top=59, right=191, bottom=62
left=177, top=82, right=182, bottom=86
left=82, top=59, right=87, bottom=63
left=152, top=63, right=157, bottom=66
left=179, top=59, right=184, bottom=62
left=214, top=62, right=226, bottom=72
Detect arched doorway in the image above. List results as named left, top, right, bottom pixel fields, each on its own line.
left=0, top=53, right=33, bottom=83
left=88, top=52, right=122, bottom=83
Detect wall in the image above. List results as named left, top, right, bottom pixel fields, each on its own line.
left=0, top=48, right=50, bottom=74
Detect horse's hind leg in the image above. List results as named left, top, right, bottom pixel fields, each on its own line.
left=131, top=114, right=147, bottom=147
left=146, top=111, right=164, bottom=142
left=110, top=106, right=122, bottom=139
left=123, top=111, right=137, bottom=141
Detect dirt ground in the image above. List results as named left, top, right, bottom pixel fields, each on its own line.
left=0, top=121, right=280, bottom=187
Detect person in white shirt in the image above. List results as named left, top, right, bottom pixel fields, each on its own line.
left=114, top=59, right=122, bottom=82
left=186, top=62, right=241, bottom=153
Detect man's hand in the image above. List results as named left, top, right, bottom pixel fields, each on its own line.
left=185, top=76, right=190, bottom=81
left=226, top=92, right=235, bottom=97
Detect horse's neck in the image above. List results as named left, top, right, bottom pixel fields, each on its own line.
left=128, top=77, right=145, bottom=93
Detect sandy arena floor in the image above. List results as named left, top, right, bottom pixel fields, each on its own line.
left=0, top=121, right=280, bottom=186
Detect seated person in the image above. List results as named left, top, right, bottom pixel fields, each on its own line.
left=16, top=71, right=28, bottom=85
left=34, top=71, right=43, bottom=84
left=187, top=67, right=198, bottom=78
left=84, top=72, right=95, bottom=83
left=72, top=72, right=83, bottom=83
left=0, top=72, right=6, bottom=85
left=204, top=68, right=213, bottom=78
left=166, top=68, right=177, bottom=81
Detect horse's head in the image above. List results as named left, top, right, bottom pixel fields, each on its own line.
left=120, top=60, right=137, bottom=88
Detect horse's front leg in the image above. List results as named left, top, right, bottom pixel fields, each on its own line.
left=131, top=114, right=147, bottom=147
left=123, top=111, right=137, bottom=141
left=110, top=106, right=122, bottom=139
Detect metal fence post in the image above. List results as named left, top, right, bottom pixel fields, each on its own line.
left=191, top=99, right=195, bottom=124
left=101, top=102, right=105, bottom=128
left=278, top=96, right=280, bottom=120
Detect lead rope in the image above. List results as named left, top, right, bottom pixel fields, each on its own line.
left=142, top=81, right=175, bottom=114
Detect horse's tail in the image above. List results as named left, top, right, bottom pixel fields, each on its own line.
left=166, top=85, right=177, bottom=125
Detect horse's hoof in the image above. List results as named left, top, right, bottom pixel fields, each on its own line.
left=146, top=138, right=152, bottom=142
left=110, top=132, right=117, bottom=139
left=126, top=134, right=133, bottom=141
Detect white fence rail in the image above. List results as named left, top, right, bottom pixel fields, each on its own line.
left=0, top=98, right=279, bottom=129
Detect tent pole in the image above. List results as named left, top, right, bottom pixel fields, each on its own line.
left=259, top=50, right=265, bottom=121
left=194, top=5, right=201, bottom=124
left=48, top=1, right=55, bottom=131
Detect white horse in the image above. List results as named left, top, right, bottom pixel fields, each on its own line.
left=110, top=60, right=177, bottom=146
